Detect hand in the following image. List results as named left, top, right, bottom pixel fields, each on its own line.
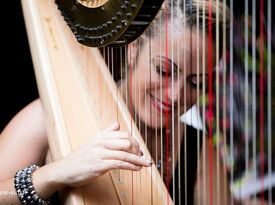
left=53, top=122, right=152, bottom=187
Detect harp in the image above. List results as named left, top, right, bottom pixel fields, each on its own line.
left=20, top=0, right=274, bottom=204
left=21, top=0, right=172, bottom=204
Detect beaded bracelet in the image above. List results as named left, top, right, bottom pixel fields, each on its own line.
left=14, top=165, right=51, bottom=205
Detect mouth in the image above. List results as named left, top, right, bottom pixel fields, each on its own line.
left=150, top=94, right=176, bottom=114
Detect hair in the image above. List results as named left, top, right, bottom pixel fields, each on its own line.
left=109, top=0, right=230, bottom=81
left=138, top=0, right=230, bottom=55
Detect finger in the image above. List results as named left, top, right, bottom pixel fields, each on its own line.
left=101, top=131, right=130, bottom=139
left=105, top=160, right=142, bottom=171
left=101, top=138, right=142, bottom=156
left=103, top=122, right=120, bottom=132
left=95, top=134, right=143, bottom=156
left=103, top=150, right=152, bottom=167
left=102, top=132, right=142, bottom=154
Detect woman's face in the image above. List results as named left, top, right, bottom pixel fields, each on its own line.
left=129, top=26, right=212, bottom=129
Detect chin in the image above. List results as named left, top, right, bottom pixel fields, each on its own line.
left=137, top=105, right=172, bottom=129
left=141, top=115, right=167, bottom=130
left=152, top=123, right=166, bottom=130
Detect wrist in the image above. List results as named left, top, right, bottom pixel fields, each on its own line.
left=14, top=165, right=51, bottom=204
left=32, top=162, right=65, bottom=199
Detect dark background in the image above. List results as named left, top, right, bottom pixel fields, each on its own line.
left=0, top=2, right=38, bottom=131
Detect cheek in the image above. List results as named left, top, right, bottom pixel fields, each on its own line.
left=132, top=69, right=161, bottom=94
left=150, top=72, right=162, bottom=84
left=144, top=71, right=163, bottom=92
left=130, top=69, right=149, bottom=112
left=131, top=72, right=147, bottom=95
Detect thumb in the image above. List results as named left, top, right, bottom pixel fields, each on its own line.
left=104, top=122, right=120, bottom=132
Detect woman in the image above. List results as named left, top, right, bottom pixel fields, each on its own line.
left=122, top=1, right=228, bottom=203
left=0, top=0, right=227, bottom=204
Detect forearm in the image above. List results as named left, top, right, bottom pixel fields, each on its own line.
left=0, top=162, right=64, bottom=205
left=0, top=178, right=20, bottom=205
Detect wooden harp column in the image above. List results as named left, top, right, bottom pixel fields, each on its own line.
left=21, top=0, right=172, bottom=204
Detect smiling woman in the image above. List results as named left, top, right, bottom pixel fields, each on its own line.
left=125, top=29, right=211, bottom=129
left=115, top=1, right=228, bottom=203
left=0, top=0, right=230, bottom=205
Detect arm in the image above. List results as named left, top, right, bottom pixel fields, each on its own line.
left=0, top=99, right=151, bottom=204
left=0, top=99, right=48, bottom=180
left=0, top=164, right=61, bottom=205
left=0, top=99, right=49, bottom=204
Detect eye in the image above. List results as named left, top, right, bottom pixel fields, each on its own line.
left=155, top=65, right=172, bottom=76
left=186, top=74, right=208, bottom=89
left=153, top=56, right=180, bottom=78
left=155, top=64, right=179, bottom=78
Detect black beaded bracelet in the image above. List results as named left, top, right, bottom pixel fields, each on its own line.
left=14, top=165, right=51, bottom=205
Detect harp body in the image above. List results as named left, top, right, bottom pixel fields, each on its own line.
left=21, top=0, right=172, bottom=204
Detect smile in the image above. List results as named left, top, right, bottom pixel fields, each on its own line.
left=150, top=94, right=176, bottom=114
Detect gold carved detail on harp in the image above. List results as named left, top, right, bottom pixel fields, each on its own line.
left=55, top=0, right=164, bottom=47
left=77, top=0, right=109, bottom=8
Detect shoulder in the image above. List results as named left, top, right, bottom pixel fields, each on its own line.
left=4, top=98, right=46, bottom=141
left=20, top=99, right=44, bottom=117
left=0, top=98, right=47, bottom=146
left=5, top=99, right=46, bottom=134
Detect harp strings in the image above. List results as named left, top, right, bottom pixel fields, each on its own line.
left=176, top=1, right=182, bottom=204
left=208, top=0, right=214, bottom=204
left=153, top=13, right=159, bottom=204
left=252, top=0, right=257, bottom=201
left=183, top=0, right=188, bottom=203
left=171, top=0, right=175, bottom=200
left=165, top=1, right=173, bottom=204
left=215, top=0, right=221, bottom=204
left=267, top=0, right=272, bottom=203
left=259, top=0, right=265, bottom=202
left=229, top=0, right=234, bottom=204
left=222, top=0, right=227, bottom=203
left=149, top=26, right=155, bottom=204
left=244, top=0, right=249, bottom=184
left=202, top=0, right=207, bottom=202
left=196, top=0, right=201, bottom=203
left=102, top=0, right=273, bottom=203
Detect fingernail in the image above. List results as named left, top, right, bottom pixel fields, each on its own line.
left=139, top=148, right=144, bottom=156
left=146, top=160, right=153, bottom=166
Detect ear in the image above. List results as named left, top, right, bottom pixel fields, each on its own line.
left=127, top=40, right=138, bottom=66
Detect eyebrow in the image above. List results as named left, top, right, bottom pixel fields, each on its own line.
left=156, top=55, right=179, bottom=71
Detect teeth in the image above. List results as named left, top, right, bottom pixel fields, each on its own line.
left=150, top=95, right=172, bottom=112
left=157, top=100, right=171, bottom=111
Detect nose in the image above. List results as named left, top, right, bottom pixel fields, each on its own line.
left=166, top=80, right=184, bottom=104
